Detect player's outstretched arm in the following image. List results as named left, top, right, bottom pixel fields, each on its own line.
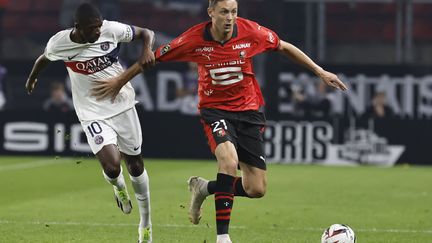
left=277, top=40, right=348, bottom=91
left=135, top=27, right=156, bottom=71
left=25, top=54, right=51, bottom=94
left=92, top=27, right=155, bottom=102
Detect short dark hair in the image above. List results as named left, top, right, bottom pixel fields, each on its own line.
left=208, top=0, right=238, bottom=8
left=74, top=2, right=102, bottom=24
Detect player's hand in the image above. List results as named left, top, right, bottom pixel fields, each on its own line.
left=139, top=48, right=156, bottom=71
left=91, top=78, right=122, bottom=103
left=318, top=70, right=348, bottom=91
left=25, top=78, right=38, bottom=94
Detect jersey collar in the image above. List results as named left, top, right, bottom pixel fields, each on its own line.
left=203, top=22, right=238, bottom=45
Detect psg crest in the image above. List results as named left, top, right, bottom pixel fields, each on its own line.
left=100, top=42, right=110, bottom=51
left=94, top=135, right=104, bottom=145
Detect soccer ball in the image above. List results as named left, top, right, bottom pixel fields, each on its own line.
left=321, top=224, right=356, bottom=243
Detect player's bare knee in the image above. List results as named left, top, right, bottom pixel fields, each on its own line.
left=244, top=183, right=266, bottom=198
left=124, top=155, right=144, bottom=176
left=99, top=157, right=121, bottom=178
left=256, top=187, right=266, bottom=198
left=103, top=164, right=121, bottom=178
left=247, top=187, right=266, bottom=198
left=126, top=162, right=143, bottom=176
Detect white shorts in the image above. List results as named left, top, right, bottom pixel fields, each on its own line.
left=81, top=107, right=142, bottom=155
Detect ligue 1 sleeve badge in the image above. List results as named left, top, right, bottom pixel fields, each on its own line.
left=100, top=42, right=110, bottom=51
left=160, top=44, right=171, bottom=56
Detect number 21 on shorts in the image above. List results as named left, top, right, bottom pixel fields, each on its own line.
left=211, top=119, right=227, bottom=133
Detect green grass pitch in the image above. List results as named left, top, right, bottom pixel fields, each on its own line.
left=0, top=156, right=431, bottom=242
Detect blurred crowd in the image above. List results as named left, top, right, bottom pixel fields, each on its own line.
left=288, top=78, right=394, bottom=119
left=0, top=0, right=430, bottom=116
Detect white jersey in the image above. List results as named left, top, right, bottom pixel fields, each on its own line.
left=44, top=20, right=136, bottom=121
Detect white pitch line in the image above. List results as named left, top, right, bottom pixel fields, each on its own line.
left=357, top=228, right=432, bottom=234
left=279, top=226, right=432, bottom=234
left=0, top=220, right=431, bottom=234
left=0, top=220, right=245, bottom=229
left=0, top=159, right=74, bottom=172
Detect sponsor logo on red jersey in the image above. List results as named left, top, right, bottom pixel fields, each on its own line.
left=205, top=60, right=245, bottom=68
left=195, top=46, right=214, bottom=52
left=232, top=43, right=251, bottom=50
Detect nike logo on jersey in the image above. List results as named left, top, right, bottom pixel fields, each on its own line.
left=133, top=146, right=140, bottom=151
left=259, top=156, right=266, bottom=162
left=67, top=53, right=79, bottom=60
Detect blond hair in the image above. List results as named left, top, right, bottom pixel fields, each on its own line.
left=208, top=0, right=237, bottom=8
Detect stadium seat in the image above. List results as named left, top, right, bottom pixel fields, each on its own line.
left=33, top=0, right=62, bottom=11
left=413, top=4, right=432, bottom=41
left=327, top=3, right=396, bottom=43
left=2, top=14, right=27, bottom=35
left=7, top=0, right=33, bottom=12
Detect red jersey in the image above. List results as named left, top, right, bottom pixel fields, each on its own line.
left=155, top=17, right=280, bottom=111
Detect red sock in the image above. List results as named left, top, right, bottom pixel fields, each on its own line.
left=214, top=173, right=235, bottom=235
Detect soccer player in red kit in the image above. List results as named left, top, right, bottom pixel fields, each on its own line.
left=92, top=0, right=347, bottom=242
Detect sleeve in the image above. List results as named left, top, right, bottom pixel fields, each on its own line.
left=254, top=23, right=280, bottom=53
left=44, top=36, right=64, bottom=61
left=155, top=32, right=195, bottom=62
left=105, top=20, right=134, bottom=43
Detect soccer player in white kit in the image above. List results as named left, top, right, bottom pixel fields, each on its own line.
left=25, top=3, right=155, bottom=243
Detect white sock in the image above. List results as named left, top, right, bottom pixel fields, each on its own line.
left=102, top=166, right=126, bottom=190
left=129, top=169, right=151, bottom=228
left=217, top=234, right=231, bottom=242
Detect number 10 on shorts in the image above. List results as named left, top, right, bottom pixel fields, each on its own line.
left=87, top=122, right=102, bottom=137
